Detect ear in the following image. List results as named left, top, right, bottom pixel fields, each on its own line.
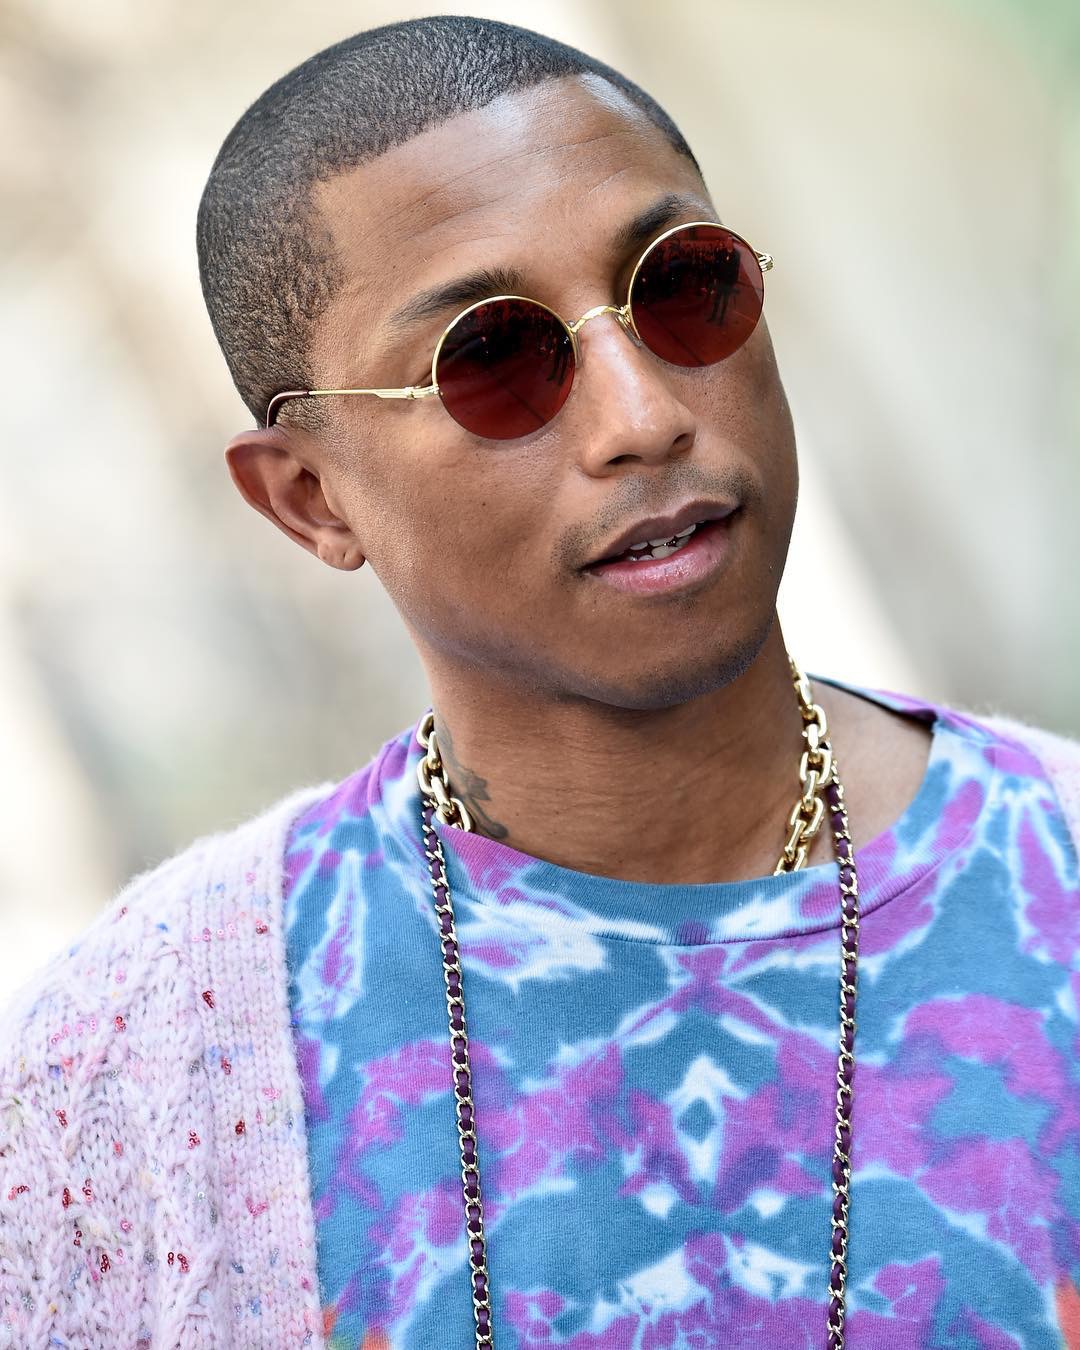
left=223, top=427, right=366, bottom=571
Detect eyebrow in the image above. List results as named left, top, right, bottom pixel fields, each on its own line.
left=384, top=192, right=712, bottom=338
left=385, top=265, right=528, bottom=337
left=611, top=191, right=709, bottom=255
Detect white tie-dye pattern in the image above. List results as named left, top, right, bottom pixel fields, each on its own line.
left=1055, top=980, right=1078, bottom=1020
left=717, top=1013, right=777, bottom=1047
left=621, top=1247, right=703, bottom=1311
left=637, top=1181, right=678, bottom=1217
left=749, top=1188, right=787, bottom=1219
left=669, top=1055, right=737, bottom=1181
left=617, top=1006, right=679, bottom=1049
left=558, top=1248, right=710, bottom=1348
left=725, top=1233, right=818, bottom=1299
left=454, top=895, right=612, bottom=986
left=672, top=1052, right=745, bottom=1109
left=292, top=848, right=368, bottom=1022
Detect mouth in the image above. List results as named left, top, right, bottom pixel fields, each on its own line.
left=583, top=501, right=739, bottom=570
left=579, top=499, right=742, bottom=597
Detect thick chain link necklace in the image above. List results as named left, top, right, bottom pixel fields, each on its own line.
left=415, top=656, right=860, bottom=1349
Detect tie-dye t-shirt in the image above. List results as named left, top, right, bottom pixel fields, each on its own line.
left=283, top=675, right=1080, bottom=1350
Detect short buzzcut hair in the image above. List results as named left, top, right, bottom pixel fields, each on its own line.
left=195, top=15, right=700, bottom=426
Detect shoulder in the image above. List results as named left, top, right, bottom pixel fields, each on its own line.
left=284, top=729, right=416, bottom=845
left=1, top=779, right=332, bottom=1035
left=966, top=709, right=1080, bottom=836
left=972, top=709, right=1080, bottom=772
left=811, top=676, right=1080, bottom=862
left=0, top=778, right=332, bottom=1337
left=812, top=669, right=1080, bottom=785
left=0, top=777, right=334, bottom=1147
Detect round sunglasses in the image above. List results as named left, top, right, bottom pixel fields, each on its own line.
left=265, top=221, right=773, bottom=440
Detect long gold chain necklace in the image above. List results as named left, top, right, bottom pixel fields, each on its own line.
left=415, top=656, right=860, bottom=1349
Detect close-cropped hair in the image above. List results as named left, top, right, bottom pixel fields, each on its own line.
left=195, top=15, right=700, bottom=427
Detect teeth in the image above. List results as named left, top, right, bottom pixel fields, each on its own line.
left=647, top=522, right=699, bottom=547
left=624, top=533, right=695, bottom=562
left=608, top=520, right=704, bottom=564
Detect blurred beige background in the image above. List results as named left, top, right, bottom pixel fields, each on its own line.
left=2, top=0, right=1077, bottom=972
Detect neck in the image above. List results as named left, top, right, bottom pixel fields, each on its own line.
left=423, top=617, right=809, bottom=884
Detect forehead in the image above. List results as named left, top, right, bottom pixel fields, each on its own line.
left=312, top=74, right=711, bottom=362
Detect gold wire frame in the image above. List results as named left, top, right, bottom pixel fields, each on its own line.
left=263, top=221, right=773, bottom=429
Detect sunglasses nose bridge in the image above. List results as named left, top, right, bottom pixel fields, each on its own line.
left=567, top=303, right=635, bottom=341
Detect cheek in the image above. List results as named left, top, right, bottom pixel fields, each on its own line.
left=681, top=330, right=798, bottom=545
left=707, top=322, right=789, bottom=424
left=348, top=425, right=560, bottom=605
left=715, top=326, right=795, bottom=473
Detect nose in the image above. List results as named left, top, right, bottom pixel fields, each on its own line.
left=567, top=306, right=697, bottom=476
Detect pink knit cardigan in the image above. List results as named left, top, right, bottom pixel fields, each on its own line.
left=1, top=713, right=1078, bottom=1348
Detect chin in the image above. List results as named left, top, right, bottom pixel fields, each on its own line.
left=569, top=615, right=775, bottom=713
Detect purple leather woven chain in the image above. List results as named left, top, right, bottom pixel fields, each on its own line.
left=824, top=767, right=861, bottom=1347
left=416, top=688, right=861, bottom=1349
left=418, top=799, right=495, bottom=1347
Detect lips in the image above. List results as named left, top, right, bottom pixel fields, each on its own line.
left=584, top=500, right=740, bottom=569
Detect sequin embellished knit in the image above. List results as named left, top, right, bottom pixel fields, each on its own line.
left=1, top=692, right=1079, bottom=1349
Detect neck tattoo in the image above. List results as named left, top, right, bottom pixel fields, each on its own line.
left=415, top=656, right=860, bottom=1348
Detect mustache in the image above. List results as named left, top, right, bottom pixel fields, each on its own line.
left=556, top=459, right=757, bottom=569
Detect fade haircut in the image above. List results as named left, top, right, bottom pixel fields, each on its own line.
left=195, top=15, right=700, bottom=427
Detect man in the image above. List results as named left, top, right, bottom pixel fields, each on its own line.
left=2, top=16, right=1078, bottom=1350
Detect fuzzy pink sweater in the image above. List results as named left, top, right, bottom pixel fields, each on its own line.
left=1, top=713, right=1077, bottom=1348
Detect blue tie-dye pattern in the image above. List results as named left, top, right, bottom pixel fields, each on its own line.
left=284, top=676, right=1080, bottom=1350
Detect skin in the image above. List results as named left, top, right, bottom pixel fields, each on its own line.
left=225, top=73, right=931, bottom=884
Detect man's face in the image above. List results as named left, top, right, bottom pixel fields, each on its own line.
left=303, top=74, right=798, bottom=709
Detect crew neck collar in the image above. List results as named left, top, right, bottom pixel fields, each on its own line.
left=373, top=674, right=999, bottom=946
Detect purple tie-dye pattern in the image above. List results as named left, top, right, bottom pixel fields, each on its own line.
left=1022, top=815, right=1080, bottom=967
left=284, top=676, right=1080, bottom=1349
left=295, top=1030, right=331, bottom=1125
left=960, top=1310, right=1025, bottom=1350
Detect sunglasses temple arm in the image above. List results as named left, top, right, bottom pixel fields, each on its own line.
left=264, top=384, right=439, bottom=428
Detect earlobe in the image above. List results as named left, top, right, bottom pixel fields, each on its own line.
left=316, top=540, right=366, bottom=571
left=223, top=427, right=367, bottom=571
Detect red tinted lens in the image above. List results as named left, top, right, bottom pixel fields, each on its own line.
left=435, top=298, right=575, bottom=439
left=629, top=225, right=764, bottom=367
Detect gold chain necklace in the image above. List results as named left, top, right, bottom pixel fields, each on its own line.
left=415, top=656, right=860, bottom=1348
